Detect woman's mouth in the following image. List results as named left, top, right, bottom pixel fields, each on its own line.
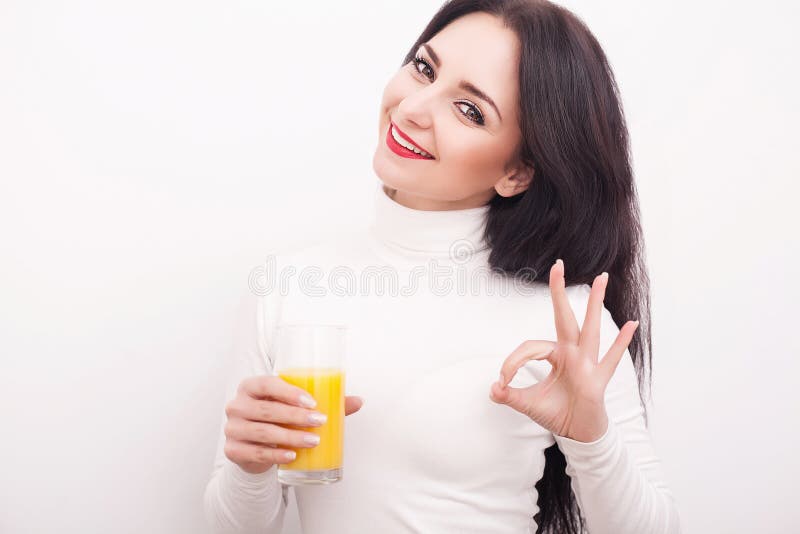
left=386, top=122, right=435, bottom=160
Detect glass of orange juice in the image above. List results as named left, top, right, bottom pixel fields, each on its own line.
left=273, top=323, right=347, bottom=485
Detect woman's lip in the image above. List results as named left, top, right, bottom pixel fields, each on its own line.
left=389, top=121, right=435, bottom=158
left=386, top=122, right=435, bottom=160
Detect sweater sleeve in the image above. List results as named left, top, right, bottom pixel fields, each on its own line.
left=203, top=273, right=290, bottom=534
left=552, top=286, right=682, bottom=534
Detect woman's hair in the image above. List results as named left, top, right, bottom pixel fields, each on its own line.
left=401, top=1, right=652, bottom=532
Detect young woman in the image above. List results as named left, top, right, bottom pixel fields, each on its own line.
left=205, top=1, right=681, bottom=532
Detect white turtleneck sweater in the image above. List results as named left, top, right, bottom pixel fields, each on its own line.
left=204, top=180, right=682, bottom=534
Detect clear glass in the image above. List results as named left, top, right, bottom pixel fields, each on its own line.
left=273, top=323, right=347, bottom=485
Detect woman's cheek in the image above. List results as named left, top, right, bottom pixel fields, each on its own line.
left=458, top=147, right=504, bottom=190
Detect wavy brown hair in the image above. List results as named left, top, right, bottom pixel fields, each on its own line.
left=401, top=1, right=652, bottom=532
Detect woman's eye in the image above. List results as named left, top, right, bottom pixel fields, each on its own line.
left=410, top=55, right=485, bottom=126
left=457, top=102, right=485, bottom=125
left=412, top=56, right=434, bottom=81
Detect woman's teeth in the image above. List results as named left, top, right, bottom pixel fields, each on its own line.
left=391, top=126, right=432, bottom=158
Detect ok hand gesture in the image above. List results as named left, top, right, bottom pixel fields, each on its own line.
left=489, top=259, right=639, bottom=442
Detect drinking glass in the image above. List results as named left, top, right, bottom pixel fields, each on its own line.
left=273, top=323, right=347, bottom=485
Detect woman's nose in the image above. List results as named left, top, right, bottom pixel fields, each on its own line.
left=396, top=88, right=436, bottom=130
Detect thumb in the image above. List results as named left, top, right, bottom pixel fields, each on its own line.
left=345, top=395, right=364, bottom=415
left=489, top=381, right=534, bottom=416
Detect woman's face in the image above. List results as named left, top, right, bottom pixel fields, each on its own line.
left=373, top=12, right=533, bottom=211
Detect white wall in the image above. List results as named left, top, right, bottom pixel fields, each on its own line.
left=1, top=1, right=797, bottom=533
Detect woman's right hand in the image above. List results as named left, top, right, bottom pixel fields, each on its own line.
left=223, top=375, right=364, bottom=475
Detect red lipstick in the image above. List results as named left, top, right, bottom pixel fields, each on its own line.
left=386, top=122, right=435, bottom=160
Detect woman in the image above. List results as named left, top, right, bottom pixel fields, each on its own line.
left=205, top=1, right=681, bottom=532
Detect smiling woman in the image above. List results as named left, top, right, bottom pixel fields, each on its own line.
left=204, top=1, right=681, bottom=533
left=374, top=11, right=531, bottom=211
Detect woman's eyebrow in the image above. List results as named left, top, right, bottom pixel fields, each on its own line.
left=420, top=43, right=503, bottom=122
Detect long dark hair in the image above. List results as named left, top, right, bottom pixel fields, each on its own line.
left=401, top=1, right=652, bottom=532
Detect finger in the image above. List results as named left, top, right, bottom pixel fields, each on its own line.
left=239, top=375, right=318, bottom=408
left=225, top=419, right=321, bottom=449
left=224, top=439, right=298, bottom=467
left=498, top=339, right=557, bottom=388
left=550, top=259, right=580, bottom=345
left=489, top=380, right=542, bottom=415
left=345, top=396, right=364, bottom=416
left=227, top=397, right=328, bottom=427
left=579, top=272, right=609, bottom=361
left=598, top=320, right=639, bottom=383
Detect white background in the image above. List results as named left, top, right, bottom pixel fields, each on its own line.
left=1, top=1, right=798, bottom=533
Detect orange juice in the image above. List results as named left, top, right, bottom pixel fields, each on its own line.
left=278, top=367, right=344, bottom=471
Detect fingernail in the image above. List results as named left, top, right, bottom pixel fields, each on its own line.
left=498, top=372, right=505, bottom=387
left=284, top=451, right=296, bottom=461
left=601, top=272, right=608, bottom=281
left=303, top=434, right=321, bottom=446
left=299, top=394, right=317, bottom=409
left=308, top=412, right=327, bottom=425
left=555, top=258, right=563, bottom=267
left=633, top=320, right=640, bottom=328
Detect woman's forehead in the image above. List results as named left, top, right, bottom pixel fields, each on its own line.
left=425, top=13, right=520, bottom=119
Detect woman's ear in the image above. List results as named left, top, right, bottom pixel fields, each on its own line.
left=494, top=164, right=534, bottom=197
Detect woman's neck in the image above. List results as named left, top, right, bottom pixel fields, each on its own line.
left=369, top=181, right=491, bottom=260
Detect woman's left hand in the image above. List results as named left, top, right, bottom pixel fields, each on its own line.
left=489, top=259, right=639, bottom=443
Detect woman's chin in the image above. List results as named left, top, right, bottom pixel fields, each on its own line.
left=372, top=153, right=401, bottom=188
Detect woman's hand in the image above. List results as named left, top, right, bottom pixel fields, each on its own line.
left=224, top=375, right=364, bottom=474
left=489, top=259, right=639, bottom=443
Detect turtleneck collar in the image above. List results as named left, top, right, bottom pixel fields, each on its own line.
left=367, top=179, right=491, bottom=262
